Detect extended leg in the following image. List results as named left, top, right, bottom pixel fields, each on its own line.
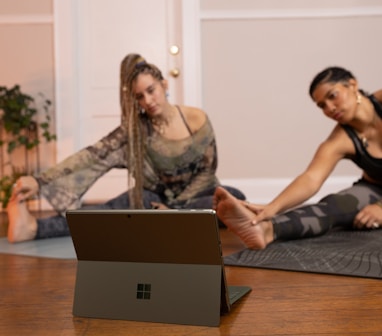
left=273, top=180, right=382, bottom=241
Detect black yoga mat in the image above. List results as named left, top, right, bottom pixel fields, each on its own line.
left=224, top=229, right=382, bottom=279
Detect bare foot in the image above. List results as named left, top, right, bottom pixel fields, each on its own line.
left=214, top=187, right=273, bottom=250
left=7, top=200, right=37, bottom=243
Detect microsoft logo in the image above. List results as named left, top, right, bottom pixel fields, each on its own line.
left=136, top=283, right=151, bottom=300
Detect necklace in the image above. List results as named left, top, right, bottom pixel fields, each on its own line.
left=150, top=107, right=176, bottom=135
left=150, top=117, right=167, bottom=135
left=362, top=137, right=368, bottom=148
left=359, top=100, right=378, bottom=149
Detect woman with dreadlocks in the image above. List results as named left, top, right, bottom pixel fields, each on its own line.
left=7, top=53, right=246, bottom=243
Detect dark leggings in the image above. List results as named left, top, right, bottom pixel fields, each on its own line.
left=273, top=179, right=382, bottom=241
left=35, top=185, right=245, bottom=239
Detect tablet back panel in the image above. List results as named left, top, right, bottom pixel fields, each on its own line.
left=67, top=209, right=224, bottom=326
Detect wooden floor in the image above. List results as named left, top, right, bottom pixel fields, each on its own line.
left=1, top=211, right=382, bottom=335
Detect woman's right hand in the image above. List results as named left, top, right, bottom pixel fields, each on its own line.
left=11, top=176, right=39, bottom=202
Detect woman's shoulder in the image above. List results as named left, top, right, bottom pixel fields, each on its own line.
left=327, top=124, right=351, bottom=142
left=323, top=124, right=356, bottom=156
left=178, top=105, right=208, bottom=133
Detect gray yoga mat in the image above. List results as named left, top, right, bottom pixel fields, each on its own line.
left=0, top=236, right=76, bottom=259
left=224, top=229, right=382, bottom=279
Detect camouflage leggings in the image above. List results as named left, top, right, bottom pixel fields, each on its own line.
left=272, top=179, right=382, bottom=241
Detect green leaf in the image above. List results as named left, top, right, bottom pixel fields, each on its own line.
left=0, top=84, right=57, bottom=205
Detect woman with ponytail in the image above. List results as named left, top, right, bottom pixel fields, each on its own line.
left=214, top=66, right=382, bottom=250
left=7, top=53, right=246, bottom=243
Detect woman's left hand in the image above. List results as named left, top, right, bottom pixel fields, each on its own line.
left=150, top=202, right=169, bottom=210
left=353, top=203, right=382, bottom=229
left=240, top=200, right=265, bottom=215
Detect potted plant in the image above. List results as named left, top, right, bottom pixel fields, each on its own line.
left=0, top=84, right=56, bottom=209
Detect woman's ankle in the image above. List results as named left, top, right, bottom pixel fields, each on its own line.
left=262, top=220, right=275, bottom=246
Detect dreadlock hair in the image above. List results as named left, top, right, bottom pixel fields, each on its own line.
left=119, top=54, right=165, bottom=208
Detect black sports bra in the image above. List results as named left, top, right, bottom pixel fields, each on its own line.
left=342, top=94, right=382, bottom=183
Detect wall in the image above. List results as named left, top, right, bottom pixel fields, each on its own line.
left=0, top=0, right=56, bottom=173
left=197, top=0, right=382, bottom=201
left=2, top=0, right=382, bottom=205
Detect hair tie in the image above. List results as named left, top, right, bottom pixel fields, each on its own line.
left=135, top=61, right=147, bottom=69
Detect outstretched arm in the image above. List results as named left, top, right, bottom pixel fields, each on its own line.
left=35, top=126, right=128, bottom=213
left=253, top=126, right=350, bottom=223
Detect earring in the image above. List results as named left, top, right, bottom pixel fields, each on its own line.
left=356, top=92, right=362, bottom=105
left=166, top=91, right=169, bottom=98
left=140, top=108, right=146, bottom=114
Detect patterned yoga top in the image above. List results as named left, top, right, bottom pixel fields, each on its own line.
left=35, top=109, right=220, bottom=213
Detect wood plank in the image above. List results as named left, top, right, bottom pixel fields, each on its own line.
left=1, top=219, right=382, bottom=335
